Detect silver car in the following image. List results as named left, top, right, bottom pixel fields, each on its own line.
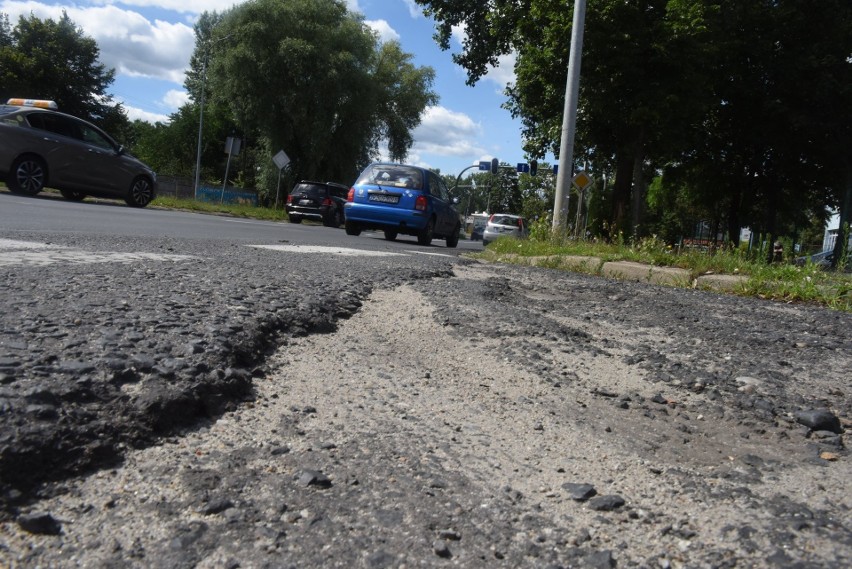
left=482, top=213, right=529, bottom=245
left=0, top=99, right=157, bottom=207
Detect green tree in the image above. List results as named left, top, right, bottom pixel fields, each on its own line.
left=199, top=0, right=437, bottom=187
left=416, top=0, right=851, bottom=248
left=661, top=0, right=851, bottom=252
left=0, top=13, right=11, bottom=46
left=418, top=0, right=716, bottom=237
left=0, top=11, right=123, bottom=128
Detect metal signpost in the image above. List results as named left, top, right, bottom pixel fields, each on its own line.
left=272, top=150, right=291, bottom=209
left=220, top=137, right=241, bottom=204
left=572, top=170, right=594, bottom=237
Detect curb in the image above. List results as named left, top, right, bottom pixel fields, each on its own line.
left=489, top=254, right=749, bottom=294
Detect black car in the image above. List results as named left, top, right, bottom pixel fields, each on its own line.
left=286, top=181, right=349, bottom=227
left=794, top=250, right=834, bottom=268
left=0, top=98, right=157, bottom=207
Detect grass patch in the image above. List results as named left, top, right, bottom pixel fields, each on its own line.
left=151, top=196, right=290, bottom=222
left=478, top=234, right=851, bottom=312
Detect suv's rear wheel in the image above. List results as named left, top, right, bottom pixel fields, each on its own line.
left=125, top=176, right=154, bottom=207
left=323, top=208, right=343, bottom=228
left=289, top=215, right=303, bottom=224
left=384, top=230, right=397, bottom=241
left=345, top=220, right=362, bottom=236
left=9, top=155, right=46, bottom=196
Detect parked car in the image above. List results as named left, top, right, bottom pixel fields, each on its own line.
left=469, top=213, right=489, bottom=241
left=343, top=162, right=461, bottom=247
left=482, top=213, right=529, bottom=245
left=0, top=98, right=157, bottom=207
left=286, top=181, right=349, bottom=227
left=794, top=249, right=851, bottom=271
left=794, top=250, right=834, bottom=268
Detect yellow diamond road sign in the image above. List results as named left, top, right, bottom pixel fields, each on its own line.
left=572, top=171, right=593, bottom=190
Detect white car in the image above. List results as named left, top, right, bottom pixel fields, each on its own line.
left=482, top=214, right=529, bottom=245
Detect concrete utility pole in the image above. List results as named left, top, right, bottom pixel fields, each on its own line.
left=552, top=0, right=587, bottom=232
left=193, top=33, right=233, bottom=200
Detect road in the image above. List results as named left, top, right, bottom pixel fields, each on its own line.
left=0, top=192, right=850, bottom=568
left=0, top=190, right=484, bottom=252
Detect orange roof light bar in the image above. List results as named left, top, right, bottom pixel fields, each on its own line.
left=6, top=98, right=58, bottom=110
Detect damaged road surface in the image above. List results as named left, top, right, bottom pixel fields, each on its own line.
left=1, top=238, right=850, bottom=567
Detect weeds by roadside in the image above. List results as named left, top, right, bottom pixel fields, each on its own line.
left=152, top=196, right=289, bottom=222
left=478, top=232, right=852, bottom=313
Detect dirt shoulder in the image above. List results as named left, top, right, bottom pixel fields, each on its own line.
left=1, top=261, right=849, bottom=568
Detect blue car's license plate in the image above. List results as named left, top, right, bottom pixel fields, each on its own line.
left=369, top=194, right=400, bottom=204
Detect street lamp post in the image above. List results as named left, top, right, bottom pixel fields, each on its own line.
left=552, top=0, right=587, bottom=231
left=192, top=54, right=208, bottom=200
left=193, top=33, right=232, bottom=201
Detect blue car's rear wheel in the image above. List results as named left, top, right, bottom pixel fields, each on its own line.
left=345, top=220, right=361, bottom=236
left=417, top=217, right=435, bottom=246
left=445, top=223, right=460, bottom=248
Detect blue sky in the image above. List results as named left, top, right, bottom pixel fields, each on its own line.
left=1, top=0, right=540, bottom=176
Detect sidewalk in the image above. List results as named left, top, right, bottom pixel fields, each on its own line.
left=490, top=254, right=749, bottom=293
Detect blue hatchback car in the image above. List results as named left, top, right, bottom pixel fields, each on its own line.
left=344, top=163, right=461, bottom=247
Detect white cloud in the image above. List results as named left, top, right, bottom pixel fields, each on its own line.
left=403, top=0, right=421, bottom=18
left=162, top=89, right=189, bottom=109
left=486, top=52, right=516, bottom=89
left=411, top=105, right=485, bottom=159
left=86, top=0, right=240, bottom=14
left=1, top=1, right=195, bottom=83
left=124, top=105, right=170, bottom=124
left=365, top=19, right=399, bottom=43
left=118, top=89, right=185, bottom=123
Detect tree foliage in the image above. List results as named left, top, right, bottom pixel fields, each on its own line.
left=0, top=11, right=127, bottom=132
left=195, top=0, right=438, bottom=187
left=416, top=0, right=852, bottom=247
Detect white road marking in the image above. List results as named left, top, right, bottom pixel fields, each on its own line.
left=0, top=238, right=197, bottom=267
left=249, top=244, right=406, bottom=257
left=0, top=238, right=61, bottom=250
left=404, top=250, right=456, bottom=258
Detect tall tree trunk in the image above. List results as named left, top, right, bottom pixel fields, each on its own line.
left=726, top=185, right=742, bottom=246
left=764, top=178, right=779, bottom=264
left=610, top=151, right=633, bottom=238
left=831, top=160, right=852, bottom=269
left=629, top=130, right=646, bottom=239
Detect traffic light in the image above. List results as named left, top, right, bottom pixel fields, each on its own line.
left=491, top=157, right=499, bottom=174
left=530, top=160, right=538, bottom=176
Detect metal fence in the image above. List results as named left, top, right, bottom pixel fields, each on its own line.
left=156, top=175, right=259, bottom=207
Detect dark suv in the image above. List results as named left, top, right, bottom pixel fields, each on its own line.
left=286, top=181, right=349, bottom=227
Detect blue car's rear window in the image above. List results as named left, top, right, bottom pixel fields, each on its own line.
left=356, top=165, right=423, bottom=190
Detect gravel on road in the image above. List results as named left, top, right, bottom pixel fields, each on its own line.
left=1, top=258, right=849, bottom=568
